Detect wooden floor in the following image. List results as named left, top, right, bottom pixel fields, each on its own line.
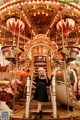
left=10, top=104, right=80, bottom=120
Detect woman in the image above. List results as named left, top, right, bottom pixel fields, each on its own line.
left=33, top=67, right=50, bottom=119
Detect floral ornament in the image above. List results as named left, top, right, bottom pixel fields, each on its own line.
left=60, top=48, right=70, bottom=61
left=62, top=48, right=69, bottom=56
left=53, top=52, right=63, bottom=62
left=52, top=48, right=69, bottom=63
left=12, top=47, right=22, bottom=56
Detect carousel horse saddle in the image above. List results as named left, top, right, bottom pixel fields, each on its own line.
left=6, top=101, right=13, bottom=109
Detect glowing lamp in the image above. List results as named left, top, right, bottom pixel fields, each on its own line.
left=6, top=18, right=25, bottom=36
left=56, top=18, right=75, bottom=36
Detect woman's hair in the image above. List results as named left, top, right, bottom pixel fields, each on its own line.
left=38, top=67, right=48, bottom=82
left=38, top=67, right=44, bottom=72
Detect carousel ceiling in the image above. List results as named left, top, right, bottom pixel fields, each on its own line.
left=0, top=0, right=80, bottom=49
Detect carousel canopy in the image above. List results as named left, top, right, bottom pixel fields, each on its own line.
left=0, top=0, right=80, bottom=49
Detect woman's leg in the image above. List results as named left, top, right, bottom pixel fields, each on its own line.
left=37, top=101, right=42, bottom=112
left=34, top=101, right=42, bottom=119
left=37, top=101, right=43, bottom=119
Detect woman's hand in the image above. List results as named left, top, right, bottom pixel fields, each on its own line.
left=32, top=81, right=38, bottom=87
left=43, top=71, right=47, bottom=77
left=32, top=81, right=36, bottom=85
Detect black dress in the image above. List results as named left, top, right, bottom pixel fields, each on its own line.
left=33, top=76, right=50, bottom=102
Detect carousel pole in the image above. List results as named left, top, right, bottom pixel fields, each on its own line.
left=25, top=76, right=31, bottom=118
left=50, top=49, right=57, bottom=118
left=61, top=16, right=70, bottom=115
left=51, top=71, right=57, bottom=118
left=0, top=29, right=5, bottom=81
left=13, top=13, right=21, bottom=113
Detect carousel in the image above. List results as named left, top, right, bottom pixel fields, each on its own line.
left=0, top=0, right=80, bottom=120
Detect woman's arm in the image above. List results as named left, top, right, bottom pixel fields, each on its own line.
left=46, top=76, right=51, bottom=86
left=33, top=76, right=39, bottom=87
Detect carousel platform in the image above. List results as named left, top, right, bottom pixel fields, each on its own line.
left=10, top=102, right=80, bottom=120
left=1, top=101, right=79, bottom=120
left=10, top=114, right=80, bottom=120
left=10, top=117, right=80, bottom=120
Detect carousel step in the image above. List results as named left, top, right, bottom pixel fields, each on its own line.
left=34, top=63, right=47, bottom=66
left=34, top=67, right=47, bottom=70
left=30, top=102, right=52, bottom=105
left=34, top=61, right=47, bottom=63
left=34, top=66, right=47, bottom=68
left=30, top=109, right=53, bottom=113
left=32, top=85, right=50, bottom=89
left=34, top=62, right=47, bottom=66
left=30, top=106, right=52, bottom=110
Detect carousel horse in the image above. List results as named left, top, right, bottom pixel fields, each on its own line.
left=0, top=79, right=23, bottom=113
left=55, top=60, right=80, bottom=109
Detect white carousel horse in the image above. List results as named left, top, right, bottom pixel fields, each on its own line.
left=54, top=61, right=80, bottom=109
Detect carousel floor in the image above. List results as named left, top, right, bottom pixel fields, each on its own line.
left=10, top=102, right=80, bottom=120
